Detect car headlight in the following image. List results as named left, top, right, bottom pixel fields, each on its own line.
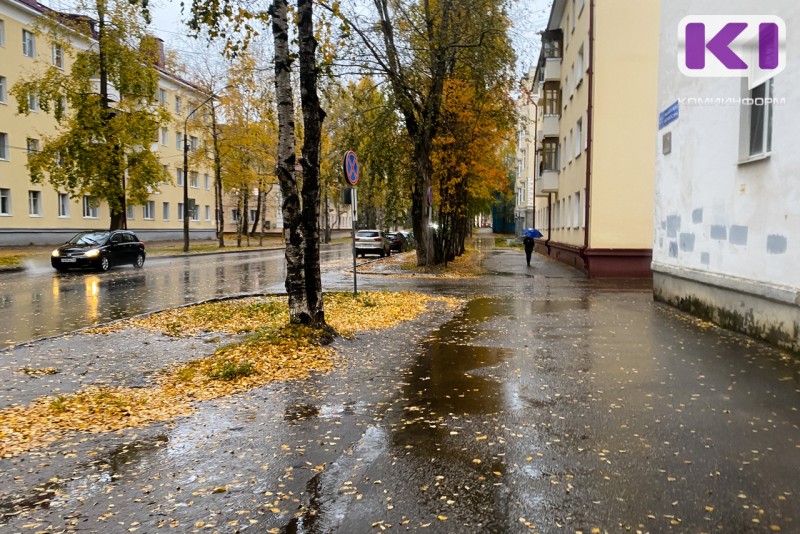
left=85, top=249, right=100, bottom=258
left=52, top=249, right=60, bottom=258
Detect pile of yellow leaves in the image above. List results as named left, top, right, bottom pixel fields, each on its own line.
left=0, top=291, right=461, bottom=458
left=362, top=249, right=486, bottom=279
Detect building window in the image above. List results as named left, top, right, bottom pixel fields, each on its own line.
left=543, top=82, right=561, bottom=116
left=83, top=196, right=98, bottom=218
left=204, top=205, right=210, bottom=221
left=161, top=127, right=168, bottom=145
left=158, top=88, right=167, bottom=107
left=204, top=173, right=210, bottom=189
left=28, top=90, right=39, bottom=111
left=542, top=139, right=559, bottom=171
left=191, top=203, right=199, bottom=221
left=0, top=76, right=6, bottom=103
left=58, top=193, right=70, bottom=217
left=190, top=171, right=198, bottom=188
left=52, top=43, right=63, bottom=68
left=0, top=132, right=8, bottom=160
left=571, top=0, right=576, bottom=30
left=575, top=118, right=582, bottom=158
left=26, top=137, right=40, bottom=155
left=28, top=190, right=41, bottom=216
left=231, top=208, right=240, bottom=222
left=176, top=132, right=183, bottom=149
left=144, top=200, right=154, bottom=220
left=577, top=0, right=585, bottom=14
left=741, top=79, right=773, bottom=160
left=175, top=95, right=182, bottom=114
left=177, top=168, right=184, bottom=186
left=22, top=29, right=35, bottom=57
left=543, top=38, right=561, bottom=59
left=190, top=135, right=198, bottom=151
left=0, top=188, right=11, bottom=215
left=573, top=192, right=580, bottom=227
left=178, top=203, right=184, bottom=221
left=162, top=201, right=170, bottom=220
left=126, top=204, right=136, bottom=220
left=0, top=19, right=5, bottom=48
left=576, top=45, right=584, bottom=84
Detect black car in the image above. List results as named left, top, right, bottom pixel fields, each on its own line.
left=51, top=230, right=146, bottom=272
left=386, top=232, right=409, bottom=252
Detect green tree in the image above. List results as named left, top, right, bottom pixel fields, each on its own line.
left=324, top=78, right=413, bottom=231
left=12, top=0, right=171, bottom=230
left=335, top=0, right=516, bottom=264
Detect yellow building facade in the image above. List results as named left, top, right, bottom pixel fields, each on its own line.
left=0, top=0, right=216, bottom=245
left=532, top=0, right=659, bottom=276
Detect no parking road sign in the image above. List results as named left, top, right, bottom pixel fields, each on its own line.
left=343, top=150, right=359, bottom=185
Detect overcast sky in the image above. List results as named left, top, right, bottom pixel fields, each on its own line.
left=43, top=0, right=553, bottom=78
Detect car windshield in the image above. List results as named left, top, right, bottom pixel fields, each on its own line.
left=68, top=231, right=109, bottom=246
left=386, top=233, right=397, bottom=239
left=357, top=231, right=380, bottom=237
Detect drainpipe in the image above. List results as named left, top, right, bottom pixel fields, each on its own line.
left=545, top=192, right=552, bottom=255
left=579, top=0, right=595, bottom=275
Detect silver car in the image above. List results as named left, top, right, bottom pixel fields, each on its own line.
left=354, top=229, right=391, bottom=257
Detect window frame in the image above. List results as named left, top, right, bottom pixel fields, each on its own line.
left=82, top=196, right=99, bottom=218
left=0, top=75, right=6, bottom=103
left=58, top=192, right=70, bottom=217
left=0, top=188, right=11, bottom=215
left=28, top=190, right=41, bottom=216
left=0, top=132, right=8, bottom=160
left=739, top=78, right=774, bottom=163
left=22, top=29, right=35, bottom=58
left=143, top=200, right=155, bottom=220
left=162, top=201, right=170, bottom=220
left=52, top=43, right=63, bottom=68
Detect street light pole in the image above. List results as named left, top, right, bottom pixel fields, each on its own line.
left=183, top=86, right=231, bottom=252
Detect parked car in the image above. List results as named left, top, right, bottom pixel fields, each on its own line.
left=386, top=232, right=409, bottom=252
left=398, top=230, right=416, bottom=249
left=354, top=229, right=391, bottom=257
left=51, top=230, right=146, bottom=272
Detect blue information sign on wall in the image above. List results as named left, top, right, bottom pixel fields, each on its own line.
left=659, top=100, right=679, bottom=130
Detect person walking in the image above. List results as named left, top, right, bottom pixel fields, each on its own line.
left=523, top=235, right=534, bottom=267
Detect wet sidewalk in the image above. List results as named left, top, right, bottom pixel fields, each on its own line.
left=1, top=242, right=798, bottom=533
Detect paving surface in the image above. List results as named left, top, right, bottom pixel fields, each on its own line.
left=0, top=238, right=798, bottom=533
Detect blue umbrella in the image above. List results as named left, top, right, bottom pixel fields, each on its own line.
left=524, top=228, right=543, bottom=239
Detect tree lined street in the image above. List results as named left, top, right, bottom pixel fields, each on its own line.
left=0, top=235, right=798, bottom=532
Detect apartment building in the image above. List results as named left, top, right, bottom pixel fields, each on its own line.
left=514, top=70, right=538, bottom=233
left=653, top=1, right=799, bottom=351
left=529, top=0, right=659, bottom=277
left=0, top=0, right=216, bottom=245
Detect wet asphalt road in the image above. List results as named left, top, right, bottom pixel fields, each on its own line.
left=0, top=237, right=798, bottom=533
left=0, top=244, right=354, bottom=345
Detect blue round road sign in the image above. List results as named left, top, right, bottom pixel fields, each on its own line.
left=344, top=150, right=359, bottom=185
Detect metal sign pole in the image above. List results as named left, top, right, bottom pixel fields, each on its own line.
left=343, top=151, right=360, bottom=297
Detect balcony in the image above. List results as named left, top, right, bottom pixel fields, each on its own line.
left=542, top=114, right=559, bottom=137
left=544, top=57, right=561, bottom=82
left=536, top=170, right=559, bottom=195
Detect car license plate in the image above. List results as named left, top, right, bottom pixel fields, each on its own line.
left=61, top=258, right=77, bottom=263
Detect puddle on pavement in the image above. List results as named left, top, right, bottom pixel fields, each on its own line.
left=0, top=434, right=170, bottom=521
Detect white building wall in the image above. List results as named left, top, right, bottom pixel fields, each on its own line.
left=654, top=0, right=800, bottom=351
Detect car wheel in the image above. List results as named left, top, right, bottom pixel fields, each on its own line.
left=379, top=249, right=385, bottom=258
left=133, top=253, right=145, bottom=269
left=98, top=256, right=110, bottom=272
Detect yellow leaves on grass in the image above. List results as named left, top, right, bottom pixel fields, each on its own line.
left=361, top=249, right=486, bottom=279
left=1, top=291, right=459, bottom=458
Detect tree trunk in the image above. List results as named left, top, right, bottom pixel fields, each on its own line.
left=250, top=186, right=262, bottom=237
left=211, top=103, right=225, bottom=247
left=270, top=0, right=308, bottom=324
left=297, top=0, right=326, bottom=326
